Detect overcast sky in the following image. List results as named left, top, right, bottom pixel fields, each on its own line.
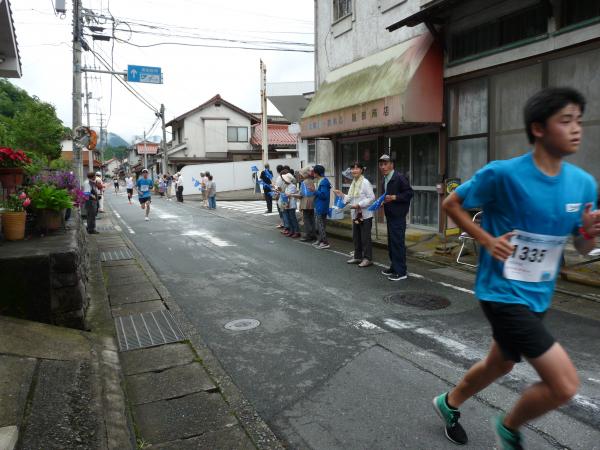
left=12, top=0, right=314, bottom=142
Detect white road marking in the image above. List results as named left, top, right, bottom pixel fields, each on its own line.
left=327, top=248, right=444, bottom=287
left=218, top=201, right=280, bottom=216
left=181, top=230, right=234, bottom=247
left=351, top=319, right=385, bottom=332
left=112, top=210, right=135, bottom=234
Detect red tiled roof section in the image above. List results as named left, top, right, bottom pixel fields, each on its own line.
left=251, top=124, right=297, bottom=146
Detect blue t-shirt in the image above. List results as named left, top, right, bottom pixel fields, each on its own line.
left=136, top=177, right=153, bottom=199
left=455, top=152, right=597, bottom=312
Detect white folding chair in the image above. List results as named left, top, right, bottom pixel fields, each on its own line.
left=456, top=211, right=482, bottom=267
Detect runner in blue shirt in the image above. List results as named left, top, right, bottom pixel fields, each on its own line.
left=432, top=88, right=600, bottom=449
left=136, top=168, right=154, bottom=221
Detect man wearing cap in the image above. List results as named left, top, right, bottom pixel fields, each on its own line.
left=260, top=163, right=274, bottom=213
left=378, top=154, right=413, bottom=281
left=95, top=171, right=105, bottom=214
left=136, top=169, right=154, bottom=221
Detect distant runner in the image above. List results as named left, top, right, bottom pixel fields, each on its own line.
left=433, top=87, right=599, bottom=449
left=125, top=174, right=134, bottom=204
left=113, top=177, right=120, bottom=194
left=136, top=169, right=153, bottom=221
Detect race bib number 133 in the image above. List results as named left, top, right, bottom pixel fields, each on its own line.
left=503, top=230, right=567, bottom=283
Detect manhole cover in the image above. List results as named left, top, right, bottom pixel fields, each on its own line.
left=224, top=319, right=260, bottom=331
left=384, top=291, right=450, bottom=310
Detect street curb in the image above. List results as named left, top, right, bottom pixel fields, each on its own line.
left=87, top=231, right=138, bottom=450
left=105, top=207, right=285, bottom=450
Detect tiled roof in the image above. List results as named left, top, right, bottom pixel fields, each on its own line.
left=251, top=124, right=297, bottom=146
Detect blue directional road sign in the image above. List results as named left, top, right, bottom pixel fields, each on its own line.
left=127, top=65, right=162, bottom=84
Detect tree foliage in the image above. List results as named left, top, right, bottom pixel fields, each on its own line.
left=0, top=79, right=65, bottom=161
left=103, top=145, right=127, bottom=161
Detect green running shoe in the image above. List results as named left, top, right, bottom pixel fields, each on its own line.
left=493, top=415, right=524, bottom=450
left=432, top=393, right=468, bottom=445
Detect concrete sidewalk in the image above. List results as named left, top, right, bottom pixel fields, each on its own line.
left=96, top=210, right=283, bottom=449
left=0, top=223, right=133, bottom=450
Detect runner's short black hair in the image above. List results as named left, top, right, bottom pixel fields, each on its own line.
left=524, top=87, right=586, bottom=144
left=276, top=164, right=284, bottom=173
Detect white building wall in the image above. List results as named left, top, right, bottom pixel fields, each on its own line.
left=180, top=157, right=299, bottom=195
left=313, top=0, right=426, bottom=174
left=179, top=103, right=253, bottom=157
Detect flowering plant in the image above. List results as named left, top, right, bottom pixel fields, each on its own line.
left=0, top=147, right=32, bottom=169
left=26, top=185, right=73, bottom=211
left=31, top=170, right=84, bottom=207
left=0, top=192, right=31, bottom=212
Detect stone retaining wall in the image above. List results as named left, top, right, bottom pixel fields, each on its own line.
left=0, top=212, right=90, bottom=329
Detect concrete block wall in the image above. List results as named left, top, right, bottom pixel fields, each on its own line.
left=0, top=213, right=90, bottom=329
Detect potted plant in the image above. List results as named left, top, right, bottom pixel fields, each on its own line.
left=27, top=185, right=73, bottom=232
left=0, top=192, right=31, bottom=240
left=31, top=170, right=84, bottom=221
left=0, top=147, right=32, bottom=193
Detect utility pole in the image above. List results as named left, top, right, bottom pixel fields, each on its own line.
left=160, top=104, right=168, bottom=174
left=143, top=130, right=148, bottom=170
left=99, top=112, right=104, bottom=176
left=72, top=0, right=83, bottom=181
left=260, top=60, right=269, bottom=166
left=84, top=70, right=92, bottom=173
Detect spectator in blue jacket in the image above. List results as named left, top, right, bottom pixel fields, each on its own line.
left=312, top=164, right=331, bottom=249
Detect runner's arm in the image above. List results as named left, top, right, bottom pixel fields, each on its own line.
left=443, top=192, right=514, bottom=261
left=574, top=204, right=599, bottom=255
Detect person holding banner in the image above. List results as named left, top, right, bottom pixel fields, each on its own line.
left=313, top=164, right=332, bottom=249
left=334, top=161, right=376, bottom=267
left=282, top=173, right=301, bottom=238
left=378, top=154, right=413, bottom=281
left=291, top=167, right=317, bottom=242
left=260, top=164, right=274, bottom=213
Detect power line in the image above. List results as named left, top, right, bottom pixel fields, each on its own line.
left=112, top=36, right=313, bottom=53
left=109, top=26, right=314, bottom=47
left=86, top=44, right=158, bottom=113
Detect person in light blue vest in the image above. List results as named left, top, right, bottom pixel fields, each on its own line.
left=136, top=168, right=154, bottom=221
left=433, top=87, right=599, bottom=449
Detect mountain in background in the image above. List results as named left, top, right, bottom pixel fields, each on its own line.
left=100, top=132, right=129, bottom=148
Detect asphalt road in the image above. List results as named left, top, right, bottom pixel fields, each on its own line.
left=106, top=192, right=600, bottom=450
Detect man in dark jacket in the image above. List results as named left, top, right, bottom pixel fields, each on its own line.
left=260, top=163, right=274, bottom=213
left=378, top=154, right=413, bottom=281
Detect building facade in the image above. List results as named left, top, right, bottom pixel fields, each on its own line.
left=304, top=0, right=600, bottom=232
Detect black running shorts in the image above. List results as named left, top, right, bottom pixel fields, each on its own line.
left=480, top=300, right=556, bottom=362
left=127, top=188, right=133, bottom=195
left=138, top=197, right=151, bottom=204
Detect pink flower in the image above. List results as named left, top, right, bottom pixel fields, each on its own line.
left=22, top=198, right=31, bottom=207
left=18, top=192, right=26, bottom=200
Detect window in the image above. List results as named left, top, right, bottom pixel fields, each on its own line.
left=449, top=3, right=548, bottom=62
left=333, top=0, right=352, bottom=21
left=447, top=78, right=488, bottom=183
left=561, top=0, right=600, bottom=28
left=177, top=125, right=184, bottom=143
left=307, top=140, right=316, bottom=163
left=227, top=126, right=248, bottom=142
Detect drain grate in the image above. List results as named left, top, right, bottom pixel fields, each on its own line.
left=115, top=310, right=185, bottom=351
left=384, top=291, right=450, bottom=310
left=96, top=224, right=115, bottom=232
left=100, top=247, right=133, bottom=262
left=224, top=319, right=260, bottom=331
